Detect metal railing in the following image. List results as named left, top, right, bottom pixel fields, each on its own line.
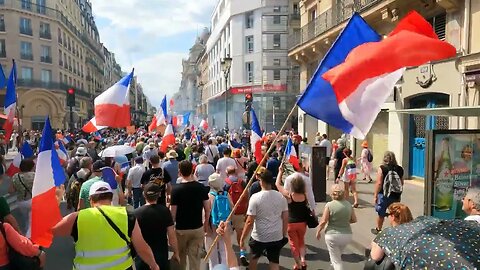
left=20, top=27, right=32, bottom=36
left=39, top=31, right=51, bottom=39
left=288, top=0, right=383, bottom=50
left=16, top=79, right=92, bottom=98
left=40, top=56, right=51, bottom=63
left=20, top=53, right=33, bottom=60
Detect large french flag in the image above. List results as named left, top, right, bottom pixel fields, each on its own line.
left=149, top=95, right=168, bottom=132
left=159, top=123, right=175, bottom=153
left=3, top=61, right=16, bottom=142
left=250, top=108, right=263, bottom=164
left=297, top=11, right=456, bottom=139
left=285, top=138, right=300, bottom=171
left=82, top=116, right=107, bottom=133
left=31, top=117, right=65, bottom=247
left=94, top=69, right=134, bottom=127
left=6, top=141, right=34, bottom=177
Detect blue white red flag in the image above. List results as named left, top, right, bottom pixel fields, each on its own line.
left=101, top=167, right=118, bottom=190
left=250, top=108, right=263, bottom=164
left=0, top=64, right=6, bottom=89
left=285, top=138, right=300, bottom=171
left=297, top=11, right=456, bottom=139
left=31, top=117, right=64, bottom=247
left=6, top=141, right=34, bottom=177
left=3, top=61, right=16, bottom=142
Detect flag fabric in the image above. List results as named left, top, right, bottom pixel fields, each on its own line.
left=159, top=123, right=175, bottom=153
left=199, top=119, right=209, bottom=130
left=250, top=109, right=263, bottom=164
left=169, top=98, right=174, bottom=108
left=229, top=139, right=243, bottom=149
left=6, top=142, right=34, bottom=177
left=3, top=61, right=17, bottom=142
left=285, top=138, right=300, bottom=171
left=101, top=167, right=118, bottom=190
left=31, top=117, right=65, bottom=247
left=93, top=131, right=102, bottom=141
left=94, top=70, right=133, bottom=127
left=183, top=112, right=191, bottom=127
left=62, top=134, right=72, bottom=145
left=297, top=11, right=456, bottom=139
left=55, top=140, right=69, bottom=165
left=82, top=116, right=107, bottom=133
left=149, top=95, right=168, bottom=132
left=0, top=64, right=6, bottom=89
left=172, top=116, right=180, bottom=127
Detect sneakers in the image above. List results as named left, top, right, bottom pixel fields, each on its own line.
left=371, top=228, right=381, bottom=235
left=239, top=250, right=249, bottom=266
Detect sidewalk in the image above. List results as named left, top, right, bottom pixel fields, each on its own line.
left=314, top=176, right=425, bottom=256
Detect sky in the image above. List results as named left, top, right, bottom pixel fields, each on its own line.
left=90, top=0, right=216, bottom=106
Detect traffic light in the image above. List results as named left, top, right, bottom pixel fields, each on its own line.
left=66, top=88, right=76, bottom=107
left=245, top=93, right=253, bottom=112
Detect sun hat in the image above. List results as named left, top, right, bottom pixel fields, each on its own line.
left=208, top=173, right=223, bottom=191
left=89, top=181, right=113, bottom=197
left=148, top=142, right=156, bottom=148
left=167, top=150, right=179, bottom=159
left=76, top=147, right=87, bottom=156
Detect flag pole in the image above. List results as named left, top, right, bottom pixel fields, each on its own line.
left=204, top=103, right=298, bottom=261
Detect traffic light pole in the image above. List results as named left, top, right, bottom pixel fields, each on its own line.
left=69, top=105, right=74, bottom=132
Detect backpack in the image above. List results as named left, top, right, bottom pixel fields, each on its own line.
left=210, top=191, right=231, bottom=226
left=383, top=166, right=403, bottom=198
left=225, top=178, right=248, bottom=215
left=66, top=171, right=90, bottom=210
left=366, top=149, right=373, bottom=163
left=345, top=158, right=357, bottom=181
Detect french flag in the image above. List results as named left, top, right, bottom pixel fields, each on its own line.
left=82, top=116, right=107, bottom=133
left=149, top=95, right=168, bottom=132
left=94, top=69, right=134, bottom=127
left=199, top=119, right=209, bottom=130
left=297, top=11, right=456, bottom=139
left=62, top=134, right=72, bottom=145
left=55, top=140, right=69, bottom=165
left=250, top=108, right=263, bottom=164
left=159, top=123, right=176, bottom=153
left=285, top=138, right=300, bottom=171
left=31, top=117, right=65, bottom=247
left=6, top=141, right=34, bottom=177
left=3, top=61, right=16, bottom=142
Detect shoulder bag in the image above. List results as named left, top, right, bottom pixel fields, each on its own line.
left=303, top=194, right=318, bottom=228
left=0, top=222, right=41, bottom=270
left=97, top=207, right=137, bottom=258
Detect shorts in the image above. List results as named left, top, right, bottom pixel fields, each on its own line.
left=231, top=214, right=245, bottom=231
left=249, top=237, right=288, bottom=264
left=375, top=193, right=400, bottom=217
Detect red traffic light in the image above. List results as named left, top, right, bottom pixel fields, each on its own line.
left=68, top=88, right=75, bottom=95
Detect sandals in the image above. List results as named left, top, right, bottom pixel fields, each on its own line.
left=353, top=203, right=359, bottom=208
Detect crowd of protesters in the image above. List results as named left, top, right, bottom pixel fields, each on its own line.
left=0, top=126, right=478, bottom=270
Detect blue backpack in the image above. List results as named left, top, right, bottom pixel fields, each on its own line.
left=210, top=191, right=231, bottom=226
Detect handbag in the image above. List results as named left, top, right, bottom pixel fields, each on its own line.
left=0, top=222, right=41, bottom=270
left=304, top=198, right=319, bottom=228
left=97, top=207, right=137, bottom=258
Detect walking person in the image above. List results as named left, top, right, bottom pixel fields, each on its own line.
left=170, top=160, right=210, bottom=270
left=358, top=141, right=373, bottom=183
left=462, top=188, right=480, bottom=223
left=216, top=148, right=237, bottom=184
left=141, top=155, right=172, bottom=206
left=194, top=154, right=215, bottom=187
left=135, top=183, right=180, bottom=270
left=333, top=139, right=347, bottom=183
left=372, top=151, right=404, bottom=235
left=205, top=139, right=219, bottom=167
left=126, top=156, right=146, bottom=209
left=338, top=148, right=359, bottom=208
left=162, top=150, right=179, bottom=185
left=316, top=184, right=357, bottom=270
left=9, top=158, right=35, bottom=236
left=319, top=134, right=333, bottom=180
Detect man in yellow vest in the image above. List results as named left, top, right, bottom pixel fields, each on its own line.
left=53, top=181, right=159, bottom=270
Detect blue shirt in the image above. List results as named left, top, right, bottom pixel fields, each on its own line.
left=162, top=159, right=179, bottom=185
left=217, top=143, right=229, bottom=156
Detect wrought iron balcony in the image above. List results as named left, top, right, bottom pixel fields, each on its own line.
left=40, top=56, right=52, bottom=63
left=39, top=31, right=51, bottom=39
left=20, top=53, right=33, bottom=61
left=16, top=79, right=92, bottom=98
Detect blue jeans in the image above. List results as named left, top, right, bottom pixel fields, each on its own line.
left=132, top=188, right=145, bottom=209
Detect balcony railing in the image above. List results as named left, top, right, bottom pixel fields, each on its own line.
left=39, top=31, right=51, bottom=39
left=16, top=79, right=92, bottom=98
left=40, top=56, right=52, bottom=63
left=0, top=50, right=5, bottom=58
left=290, top=13, right=300, bottom=20
left=20, top=27, right=33, bottom=36
left=0, top=23, right=5, bottom=32
left=20, top=53, right=33, bottom=60
left=288, top=0, right=383, bottom=50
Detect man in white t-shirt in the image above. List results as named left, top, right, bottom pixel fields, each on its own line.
left=240, top=170, right=288, bottom=269
left=281, top=169, right=316, bottom=215
left=216, top=148, right=237, bottom=182
left=463, top=188, right=480, bottom=223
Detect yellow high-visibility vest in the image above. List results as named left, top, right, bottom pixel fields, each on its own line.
left=74, top=205, right=133, bottom=270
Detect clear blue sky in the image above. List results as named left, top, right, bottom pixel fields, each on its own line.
left=90, top=0, right=215, bottom=106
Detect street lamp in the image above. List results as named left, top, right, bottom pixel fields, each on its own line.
left=221, top=54, right=232, bottom=135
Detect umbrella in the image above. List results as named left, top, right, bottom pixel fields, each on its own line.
left=99, top=145, right=135, bottom=158
left=374, top=216, right=480, bottom=269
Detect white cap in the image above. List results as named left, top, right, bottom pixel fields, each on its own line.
left=89, top=181, right=113, bottom=197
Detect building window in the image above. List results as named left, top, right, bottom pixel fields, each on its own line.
left=273, top=34, right=281, bottom=48
left=64, top=74, right=67, bottom=82
left=274, top=70, right=281, bottom=80
left=21, top=0, right=31, bottom=10
left=273, top=15, right=281, bottom=24
left=19, top=17, right=32, bottom=36
left=427, top=13, right=446, bottom=40
left=59, top=49, right=62, bottom=65
left=58, top=28, right=62, bottom=44
left=59, top=72, right=62, bottom=83
left=0, top=15, right=5, bottom=32
left=21, top=67, right=33, bottom=81
left=310, top=9, right=317, bottom=21
left=39, top=22, right=51, bottom=39
left=36, top=0, right=46, bottom=14
left=273, top=58, right=280, bottom=66
left=0, top=39, right=5, bottom=58
left=20, top=41, right=33, bottom=60
left=40, top=45, right=51, bottom=63
left=245, top=12, right=254, bottom=29
left=246, top=61, right=254, bottom=83
left=246, top=35, right=254, bottom=53
left=41, top=69, right=51, bottom=84
left=273, top=6, right=281, bottom=12
left=293, top=3, right=299, bottom=14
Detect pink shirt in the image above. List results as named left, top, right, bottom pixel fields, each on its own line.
left=0, top=223, right=40, bottom=266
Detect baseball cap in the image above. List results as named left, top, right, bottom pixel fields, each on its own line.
left=143, top=182, right=162, bottom=197
left=89, top=181, right=113, bottom=196
left=76, top=147, right=87, bottom=156
left=92, top=160, right=106, bottom=172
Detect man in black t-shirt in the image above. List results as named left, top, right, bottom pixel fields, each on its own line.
left=170, top=160, right=209, bottom=270
left=135, top=183, right=179, bottom=270
left=140, top=155, right=172, bottom=206
left=333, top=139, right=347, bottom=183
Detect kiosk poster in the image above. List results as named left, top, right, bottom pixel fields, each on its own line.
left=432, top=132, right=480, bottom=219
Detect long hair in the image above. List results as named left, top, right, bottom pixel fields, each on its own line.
left=388, top=203, right=413, bottom=225
left=383, top=151, right=398, bottom=166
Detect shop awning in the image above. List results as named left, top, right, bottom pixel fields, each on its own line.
left=389, top=106, right=480, bottom=117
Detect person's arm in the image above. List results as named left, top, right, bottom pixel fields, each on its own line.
left=281, top=210, right=288, bottom=237
left=275, top=167, right=289, bottom=198
left=77, top=198, right=85, bottom=211
left=166, top=182, right=172, bottom=205
left=52, top=212, right=78, bottom=236
left=316, top=205, right=330, bottom=240
left=240, top=215, right=254, bottom=250
left=131, top=220, right=159, bottom=270
left=306, top=181, right=316, bottom=215
left=374, top=167, right=383, bottom=204
left=4, top=214, right=21, bottom=233
left=4, top=223, right=46, bottom=266
left=217, top=221, right=239, bottom=268
left=167, top=225, right=180, bottom=262
left=203, top=199, right=211, bottom=233
left=338, top=159, right=347, bottom=179
left=370, top=241, right=385, bottom=261
left=170, top=205, right=177, bottom=222
left=8, top=181, right=16, bottom=194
